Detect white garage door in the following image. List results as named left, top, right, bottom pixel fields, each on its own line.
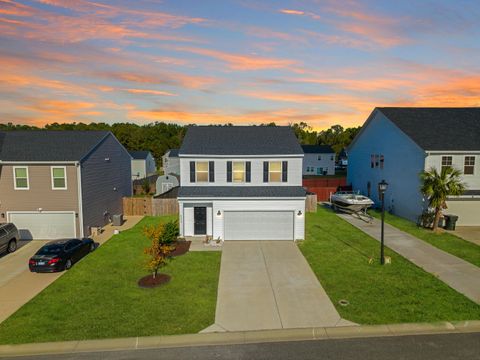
left=8, top=212, right=76, bottom=240
left=445, top=200, right=480, bottom=226
left=224, top=211, right=294, bottom=240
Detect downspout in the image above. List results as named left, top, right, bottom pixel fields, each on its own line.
left=76, top=161, right=85, bottom=238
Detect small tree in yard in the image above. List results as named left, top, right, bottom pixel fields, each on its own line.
left=143, top=220, right=179, bottom=279
left=420, top=166, right=466, bottom=231
left=142, top=179, right=151, bottom=195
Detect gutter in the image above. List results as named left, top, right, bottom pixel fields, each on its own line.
left=76, top=162, right=85, bottom=238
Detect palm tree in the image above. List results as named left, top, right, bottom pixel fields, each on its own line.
left=420, top=166, right=466, bottom=231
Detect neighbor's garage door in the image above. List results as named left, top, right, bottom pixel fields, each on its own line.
left=8, top=212, right=76, bottom=240
left=445, top=200, right=480, bottom=226
left=224, top=211, right=294, bottom=240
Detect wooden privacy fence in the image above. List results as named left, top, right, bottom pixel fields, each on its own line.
left=302, top=177, right=346, bottom=188
left=305, top=194, right=317, bottom=212
left=123, top=197, right=178, bottom=216
left=307, top=187, right=337, bottom=202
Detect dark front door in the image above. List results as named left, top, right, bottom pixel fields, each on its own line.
left=194, top=207, right=207, bottom=235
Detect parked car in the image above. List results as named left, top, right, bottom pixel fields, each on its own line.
left=0, top=223, right=19, bottom=254
left=29, top=238, right=95, bottom=273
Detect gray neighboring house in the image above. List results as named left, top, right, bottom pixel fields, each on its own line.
left=129, top=150, right=156, bottom=180
left=301, top=145, right=335, bottom=176
left=178, top=126, right=306, bottom=241
left=162, top=149, right=180, bottom=176
left=0, top=131, right=132, bottom=239
left=348, top=107, right=480, bottom=226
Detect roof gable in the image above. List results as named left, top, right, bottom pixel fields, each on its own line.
left=0, top=131, right=109, bottom=162
left=179, top=126, right=303, bottom=156
left=129, top=150, right=151, bottom=160
left=377, top=107, right=480, bottom=151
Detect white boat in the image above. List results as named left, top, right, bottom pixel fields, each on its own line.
left=330, top=191, right=374, bottom=212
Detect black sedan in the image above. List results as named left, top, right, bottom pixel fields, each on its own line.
left=29, top=238, right=95, bottom=273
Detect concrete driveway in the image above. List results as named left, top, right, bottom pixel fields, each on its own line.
left=212, top=241, right=350, bottom=332
left=0, top=241, right=62, bottom=323
left=449, top=227, right=480, bottom=246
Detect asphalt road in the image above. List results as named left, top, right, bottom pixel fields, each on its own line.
left=4, top=333, right=479, bottom=360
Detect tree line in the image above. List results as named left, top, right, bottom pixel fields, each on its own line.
left=0, top=121, right=360, bottom=165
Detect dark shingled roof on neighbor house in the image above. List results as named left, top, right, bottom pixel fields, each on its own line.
left=129, top=150, right=151, bottom=160
left=167, top=149, right=179, bottom=157
left=0, top=131, right=110, bottom=162
left=179, top=126, right=303, bottom=156
left=178, top=186, right=307, bottom=198
left=377, top=107, right=480, bottom=151
left=301, top=145, right=335, bottom=154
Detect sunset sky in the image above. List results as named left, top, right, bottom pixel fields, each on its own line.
left=1, top=0, right=479, bottom=129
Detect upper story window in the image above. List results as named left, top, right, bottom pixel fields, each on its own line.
left=195, top=162, right=209, bottom=182
left=51, top=166, right=67, bottom=190
left=190, top=161, right=214, bottom=183
left=464, top=156, right=475, bottom=175
left=317, top=155, right=321, bottom=161
left=13, top=166, right=29, bottom=190
left=370, top=154, right=384, bottom=169
left=233, top=162, right=245, bottom=182
left=441, top=156, right=453, bottom=172
left=264, top=161, right=287, bottom=183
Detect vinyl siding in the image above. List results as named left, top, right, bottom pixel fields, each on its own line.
left=348, top=111, right=426, bottom=222
left=0, top=164, right=80, bottom=236
left=303, top=153, right=335, bottom=175
left=163, top=154, right=180, bottom=176
left=425, top=154, right=480, bottom=189
left=179, top=157, right=303, bottom=186
left=131, top=159, right=146, bottom=180
left=80, top=134, right=132, bottom=235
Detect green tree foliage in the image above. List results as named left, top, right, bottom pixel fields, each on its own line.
left=420, top=166, right=466, bottom=231
left=317, top=125, right=361, bottom=154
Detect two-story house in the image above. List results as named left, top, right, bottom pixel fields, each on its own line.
left=348, top=107, right=480, bottom=226
left=129, top=150, right=156, bottom=180
left=177, top=126, right=306, bottom=241
left=301, top=145, right=336, bottom=176
left=162, top=149, right=180, bottom=176
left=0, top=131, right=132, bottom=239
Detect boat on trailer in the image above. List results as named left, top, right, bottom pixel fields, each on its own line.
left=330, top=191, right=374, bottom=213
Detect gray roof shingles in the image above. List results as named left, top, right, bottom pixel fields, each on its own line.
left=168, top=149, right=179, bottom=157
left=301, top=145, right=335, bottom=154
left=129, top=150, right=151, bottom=160
left=0, top=131, right=109, bottom=162
left=377, top=107, right=480, bottom=151
left=178, top=186, right=307, bottom=198
left=179, top=126, right=303, bottom=156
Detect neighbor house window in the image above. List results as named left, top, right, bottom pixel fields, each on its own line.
left=380, top=155, right=384, bottom=169
left=317, top=155, right=321, bottom=161
left=464, top=156, right=475, bottom=175
left=196, top=162, right=209, bottom=182
left=269, top=161, right=282, bottom=182
left=51, top=166, right=67, bottom=189
left=233, top=161, right=245, bottom=182
left=441, top=156, right=453, bottom=172
left=13, top=166, right=29, bottom=190
left=370, top=155, right=374, bottom=168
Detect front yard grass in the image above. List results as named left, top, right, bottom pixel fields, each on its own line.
left=298, top=207, right=480, bottom=325
left=0, top=216, right=221, bottom=345
left=369, top=210, right=480, bottom=268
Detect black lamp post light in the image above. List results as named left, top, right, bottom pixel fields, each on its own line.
left=378, top=180, right=388, bottom=265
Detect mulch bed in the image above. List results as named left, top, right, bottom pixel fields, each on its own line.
left=169, top=241, right=191, bottom=257
left=138, top=274, right=171, bottom=288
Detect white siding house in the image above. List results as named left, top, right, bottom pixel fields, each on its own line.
left=301, top=145, right=335, bottom=175
left=348, top=107, right=480, bottom=226
left=178, top=126, right=306, bottom=241
left=162, top=149, right=180, bottom=176
left=129, top=151, right=156, bottom=180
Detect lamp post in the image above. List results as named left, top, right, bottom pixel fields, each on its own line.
left=378, top=180, right=388, bottom=265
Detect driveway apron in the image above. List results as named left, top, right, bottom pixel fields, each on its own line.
left=215, top=241, right=342, bottom=331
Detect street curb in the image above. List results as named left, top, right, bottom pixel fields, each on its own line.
left=0, top=320, right=479, bottom=357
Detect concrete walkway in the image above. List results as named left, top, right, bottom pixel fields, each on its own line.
left=211, top=241, right=351, bottom=332
left=338, top=214, right=480, bottom=304
left=0, top=216, right=143, bottom=324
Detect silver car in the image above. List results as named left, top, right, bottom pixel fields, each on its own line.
left=0, top=223, right=19, bottom=254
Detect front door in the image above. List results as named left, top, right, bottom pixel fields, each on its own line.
left=194, top=207, right=207, bottom=235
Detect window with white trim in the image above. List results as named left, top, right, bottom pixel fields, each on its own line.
left=233, top=161, right=245, bottom=182
left=13, top=167, right=29, bottom=190
left=196, top=162, right=209, bottom=182
left=269, top=161, right=282, bottom=182
left=441, top=156, right=453, bottom=172
left=464, top=156, right=475, bottom=175
left=51, top=167, right=67, bottom=189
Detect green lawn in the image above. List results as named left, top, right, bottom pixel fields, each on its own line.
left=369, top=210, right=480, bottom=268
left=298, top=207, right=480, bottom=325
left=0, top=216, right=221, bottom=345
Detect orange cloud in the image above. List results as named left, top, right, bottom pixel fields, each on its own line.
left=279, top=9, right=305, bottom=15
left=123, top=89, right=178, bottom=97
left=174, top=46, right=297, bottom=71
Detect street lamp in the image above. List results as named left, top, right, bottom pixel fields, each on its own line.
left=378, top=180, right=388, bottom=265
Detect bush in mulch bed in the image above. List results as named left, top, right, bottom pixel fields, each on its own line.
left=169, top=241, right=191, bottom=257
